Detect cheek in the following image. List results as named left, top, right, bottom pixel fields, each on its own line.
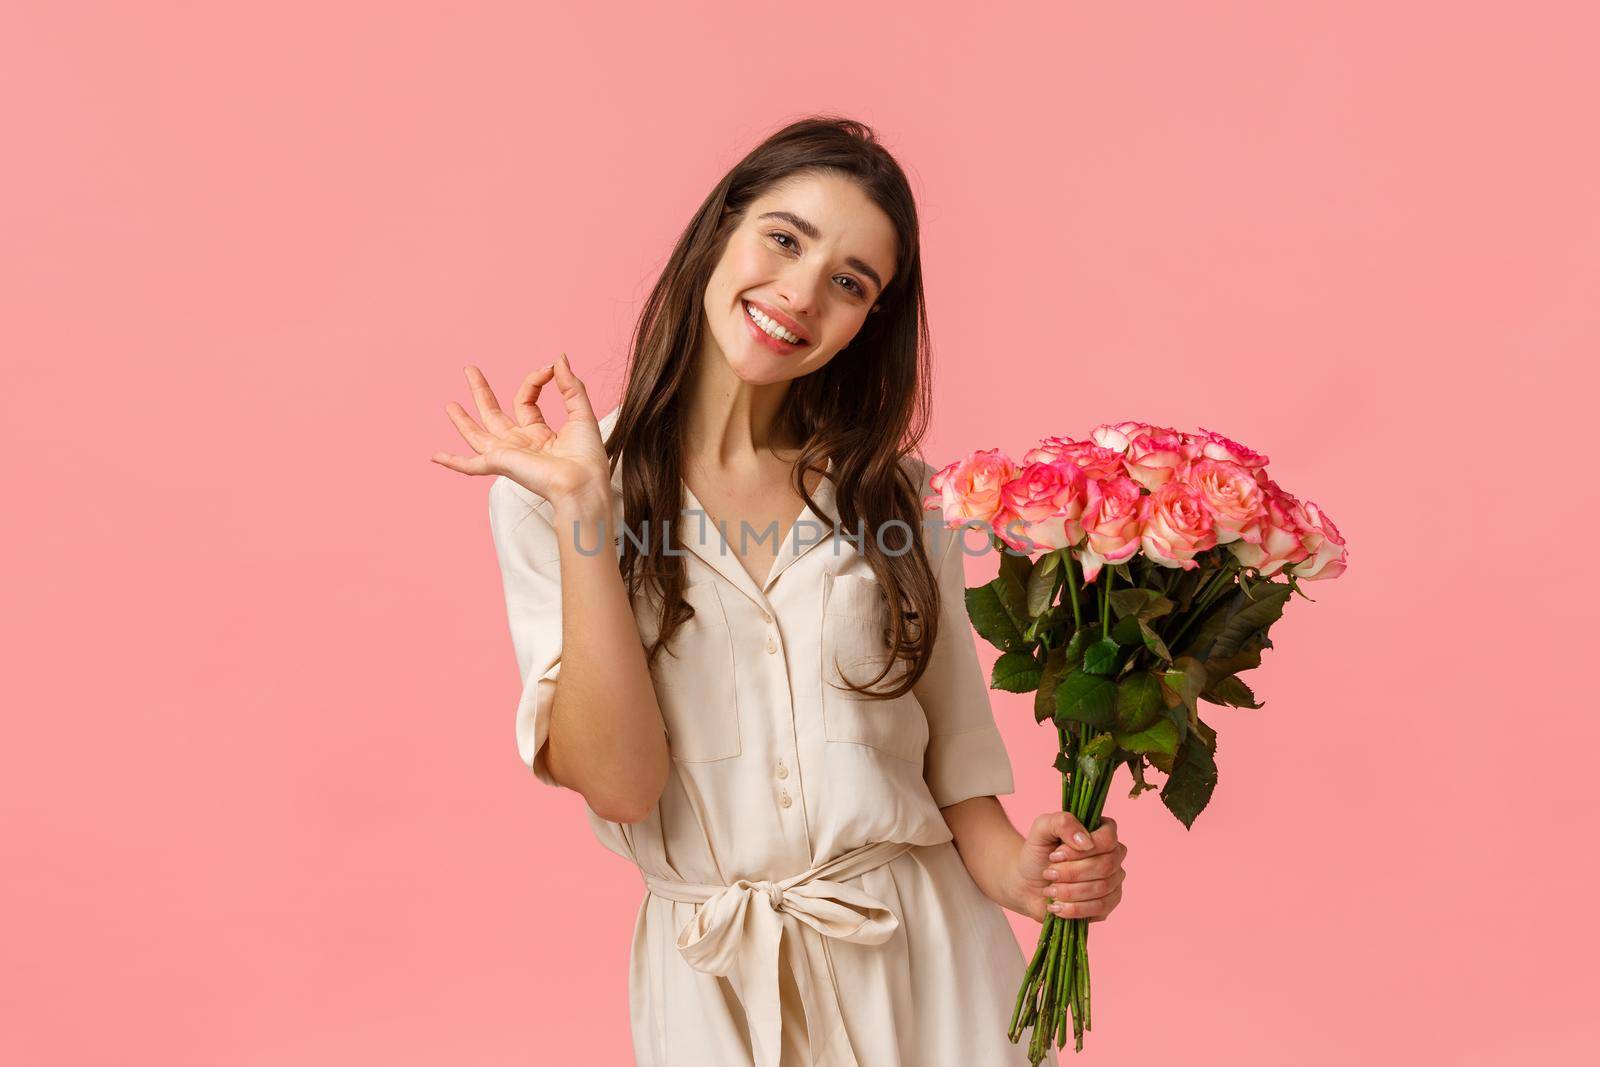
left=823, top=309, right=870, bottom=351
left=723, top=238, right=769, bottom=285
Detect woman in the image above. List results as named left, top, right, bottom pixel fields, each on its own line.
left=432, top=116, right=1128, bottom=1066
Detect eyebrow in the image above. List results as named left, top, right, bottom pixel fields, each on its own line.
left=757, top=210, right=886, bottom=296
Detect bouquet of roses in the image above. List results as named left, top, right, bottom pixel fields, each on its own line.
left=924, top=421, right=1348, bottom=1061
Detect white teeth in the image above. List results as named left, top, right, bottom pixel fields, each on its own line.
left=746, top=302, right=801, bottom=344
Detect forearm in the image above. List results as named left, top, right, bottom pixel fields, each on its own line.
left=543, top=492, right=669, bottom=821
left=940, top=794, right=1029, bottom=917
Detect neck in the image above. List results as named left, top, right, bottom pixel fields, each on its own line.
left=681, top=347, right=799, bottom=471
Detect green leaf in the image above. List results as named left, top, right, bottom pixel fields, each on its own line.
left=1167, top=565, right=1211, bottom=614
left=1115, top=716, right=1180, bottom=756
left=1202, top=628, right=1269, bottom=681
left=1202, top=674, right=1263, bottom=709
left=991, top=650, right=1042, bottom=693
left=1159, top=656, right=1207, bottom=715
left=1182, top=582, right=1292, bottom=662
left=1082, top=636, right=1122, bottom=676
left=1062, top=624, right=1096, bottom=669
left=1110, top=614, right=1143, bottom=646
left=1115, top=672, right=1166, bottom=733
left=1034, top=644, right=1068, bottom=723
left=1138, top=618, right=1173, bottom=661
left=1053, top=750, right=1072, bottom=776
left=965, top=583, right=1026, bottom=653
left=1160, top=733, right=1219, bottom=829
left=1127, top=756, right=1159, bottom=798
left=1053, top=669, right=1118, bottom=726
left=1080, top=731, right=1117, bottom=760
left=1023, top=604, right=1069, bottom=644
left=1109, top=588, right=1175, bottom=622
left=996, top=551, right=1032, bottom=622
left=1211, top=582, right=1292, bottom=659
left=1026, top=551, right=1061, bottom=618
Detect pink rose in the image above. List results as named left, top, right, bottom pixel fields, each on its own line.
left=1138, top=480, right=1219, bottom=570
left=1024, top=436, right=1126, bottom=480
left=925, top=448, right=1017, bottom=534
left=999, top=461, right=1089, bottom=553
left=1120, top=426, right=1190, bottom=492
left=1088, top=420, right=1153, bottom=454
left=1074, top=475, right=1144, bottom=583
left=1286, top=499, right=1348, bottom=580
left=1183, top=459, right=1268, bottom=545
left=1196, top=427, right=1270, bottom=470
left=1227, top=487, right=1311, bottom=576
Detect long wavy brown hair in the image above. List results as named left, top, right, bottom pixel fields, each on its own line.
left=609, top=115, right=940, bottom=699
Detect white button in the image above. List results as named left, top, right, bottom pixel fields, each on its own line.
left=765, top=636, right=778, bottom=654
left=779, top=791, right=792, bottom=808
left=775, top=762, right=788, bottom=779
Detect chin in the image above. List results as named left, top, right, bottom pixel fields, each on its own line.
left=724, top=352, right=795, bottom=386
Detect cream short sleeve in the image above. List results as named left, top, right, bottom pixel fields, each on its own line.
left=911, top=461, right=1018, bottom=808
left=487, top=475, right=566, bottom=788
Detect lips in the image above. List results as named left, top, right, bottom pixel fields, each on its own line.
left=741, top=299, right=810, bottom=355
left=745, top=298, right=808, bottom=341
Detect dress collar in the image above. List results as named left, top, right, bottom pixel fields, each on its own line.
left=598, top=406, right=842, bottom=612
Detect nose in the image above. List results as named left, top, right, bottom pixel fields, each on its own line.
left=774, top=263, right=823, bottom=318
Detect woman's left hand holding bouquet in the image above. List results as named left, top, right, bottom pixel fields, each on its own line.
left=1007, top=812, right=1126, bottom=924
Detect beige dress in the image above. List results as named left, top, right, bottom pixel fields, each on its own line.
left=488, top=406, right=1056, bottom=1067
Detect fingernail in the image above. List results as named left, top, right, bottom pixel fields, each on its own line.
left=1073, top=832, right=1090, bottom=847
left=1049, top=850, right=1065, bottom=862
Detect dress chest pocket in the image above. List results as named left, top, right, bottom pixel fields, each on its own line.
left=819, top=572, right=929, bottom=765
left=650, top=581, right=742, bottom=763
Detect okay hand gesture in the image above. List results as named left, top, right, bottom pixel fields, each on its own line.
left=431, top=355, right=611, bottom=509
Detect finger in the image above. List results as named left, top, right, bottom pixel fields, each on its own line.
left=1044, top=866, right=1126, bottom=903
left=1049, top=817, right=1118, bottom=861
left=1032, top=811, right=1092, bottom=855
left=443, top=400, right=495, bottom=454
left=1084, top=886, right=1125, bottom=922
left=549, top=352, right=598, bottom=424
left=1049, top=883, right=1121, bottom=920
left=513, top=365, right=556, bottom=430
left=430, top=450, right=493, bottom=475
left=1088, top=820, right=1118, bottom=854
left=464, top=365, right=518, bottom=435
left=1049, top=843, right=1126, bottom=883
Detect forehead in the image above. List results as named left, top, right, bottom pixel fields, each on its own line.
left=748, top=172, right=898, bottom=274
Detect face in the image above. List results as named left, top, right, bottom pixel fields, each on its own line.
left=700, top=170, right=899, bottom=385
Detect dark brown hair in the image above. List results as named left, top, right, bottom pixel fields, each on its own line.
left=609, top=114, right=939, bottom=698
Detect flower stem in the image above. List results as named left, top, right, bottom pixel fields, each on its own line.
left=1063, top=550, right=1083, bottom=629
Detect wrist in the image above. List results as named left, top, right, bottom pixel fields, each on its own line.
left=551, top=483, right=613, bottom=524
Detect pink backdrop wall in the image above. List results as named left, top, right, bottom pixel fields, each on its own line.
left=5, top=2, right=1596, bottom=1063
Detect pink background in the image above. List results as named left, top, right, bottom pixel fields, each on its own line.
left=5, top=2, right=1596, bottom=1063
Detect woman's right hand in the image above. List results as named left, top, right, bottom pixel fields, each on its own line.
left=430, top=354, right=611, bottom=510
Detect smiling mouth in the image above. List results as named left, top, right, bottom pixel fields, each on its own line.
left=743, top=300, right=807, bottom=346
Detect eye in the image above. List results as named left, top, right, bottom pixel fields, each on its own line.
left=766, top=231, right=866, bottom=298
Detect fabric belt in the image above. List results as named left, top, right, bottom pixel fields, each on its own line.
left=641, top=838, right=917, bottom=1067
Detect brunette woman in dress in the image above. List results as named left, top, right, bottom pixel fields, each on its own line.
left=433, top=115, right=1128, bottom=1067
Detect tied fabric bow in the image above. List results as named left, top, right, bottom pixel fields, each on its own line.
left=642, top=839, right=916, bottom=1067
